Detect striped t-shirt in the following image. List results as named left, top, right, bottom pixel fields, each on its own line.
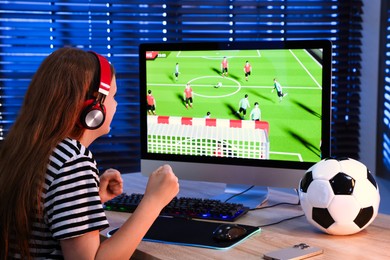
left=16, top=138, right=109, bottom=258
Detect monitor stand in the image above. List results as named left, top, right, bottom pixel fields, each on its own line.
left=211, top=184, right=268, bottom=208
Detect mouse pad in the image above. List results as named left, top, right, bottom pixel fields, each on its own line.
left=109, top=216, right=260, bottom=249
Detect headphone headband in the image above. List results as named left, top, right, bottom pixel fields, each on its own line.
left=89, top=51, right=111, bottom=96
left=79, top=51, right=111, bottom=130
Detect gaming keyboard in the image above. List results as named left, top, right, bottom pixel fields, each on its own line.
left=104, top=193, right=250, bottom=222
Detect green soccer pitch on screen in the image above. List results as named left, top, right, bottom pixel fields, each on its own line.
left=139, top=40, right=332, bottom=205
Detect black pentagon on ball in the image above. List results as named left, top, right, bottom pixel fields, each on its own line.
left=312, top=207, right=335, bottom=229
left=300, top=171, right=313, bottom=193
left=335, top=157, right=350, bottom=161
left=329, top=172, right=355, bottom=195
left=324, top=156, right=349, bottom=162
left=367, top=170, right=378, bottom=190
left=354, top=206, right=374, bottom=228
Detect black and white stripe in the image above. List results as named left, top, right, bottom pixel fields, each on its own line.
left=12, top=138, right=109, bottom=258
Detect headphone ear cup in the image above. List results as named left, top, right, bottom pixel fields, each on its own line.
left=80, top=99, right=106, bottom=130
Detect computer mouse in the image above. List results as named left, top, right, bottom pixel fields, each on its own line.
left=212, top=223, right=247, bottom=242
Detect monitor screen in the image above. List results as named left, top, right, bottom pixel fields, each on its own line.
left=139, top=40, right=332, bottom=205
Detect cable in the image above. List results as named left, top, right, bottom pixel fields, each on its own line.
left=223, top=186, right=304, bottom=227
left=249, top=201, right=300, bottom=211
left=247, top=188, right=304, bottom=227
left=257, top=214, right=305, bottom=228
left=248, top=188, right=300, bottom=211
left=223, top=185, right=255, bottom=203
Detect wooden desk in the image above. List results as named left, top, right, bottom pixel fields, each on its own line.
left=102, top=173, right=390, bottom=260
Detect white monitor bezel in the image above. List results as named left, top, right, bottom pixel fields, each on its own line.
left=139, top=40, right=332, bottom=189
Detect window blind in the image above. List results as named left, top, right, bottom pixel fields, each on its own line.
left=0, top=0, right=363, bottom=173
left=377, top=0, right=390, bottom=178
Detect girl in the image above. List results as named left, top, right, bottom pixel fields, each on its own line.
left=0, top=47, right=179, bottom=259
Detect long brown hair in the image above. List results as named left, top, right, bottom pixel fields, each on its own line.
left=0, top=47, right=109, bottom=259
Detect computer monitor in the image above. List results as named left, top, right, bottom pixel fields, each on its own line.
left=139, top=40, right=332, bottom=207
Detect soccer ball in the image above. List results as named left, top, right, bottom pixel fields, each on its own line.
left=298, top=157, right=380, bottom=235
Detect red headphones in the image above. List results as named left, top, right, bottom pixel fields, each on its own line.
left=79, top=51, right=111, bottom=130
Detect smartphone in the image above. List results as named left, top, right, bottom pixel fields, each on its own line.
left=263, top=243, right=323, bottom=260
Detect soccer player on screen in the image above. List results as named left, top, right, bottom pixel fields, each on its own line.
left=250, top=102, right=261, bottom=121
left=221, top=56, right=228, bottom=77
left=272, top=78, right=288, bottom=102
left=213, top=141, right=224, bottom=157
left=174, top=62, right=180, bottom=81
left=147, top=89, right=157, bottom=115
left=244, top=61, right=252, bottom=81
left=236, top=94, right=250, bottom=119
left=183, top=83, right=193, bottom=109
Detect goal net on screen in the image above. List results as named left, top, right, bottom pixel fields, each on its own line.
left=147, top=116, right=270, bottom=159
